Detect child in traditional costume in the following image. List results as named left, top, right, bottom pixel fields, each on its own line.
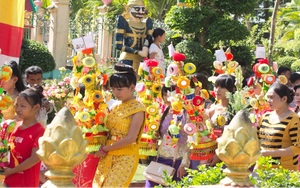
left=93, top=64, right=145, bottom=187
left=145, top=85, right=190, bottom=187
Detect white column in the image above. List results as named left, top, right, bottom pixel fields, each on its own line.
left=47, top=0, right=71, bottom=68
left=97, top=6, right=113, bottom=58
left=30, top=8, right=46, bottom=44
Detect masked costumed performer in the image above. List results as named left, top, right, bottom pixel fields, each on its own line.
left=115, top=0, right=153, bottom=72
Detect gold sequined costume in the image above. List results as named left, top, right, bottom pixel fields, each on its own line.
left=93, top=99, right=145, bottom=187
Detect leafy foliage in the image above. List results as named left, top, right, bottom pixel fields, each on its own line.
left=161, top=30, right=183, bottom=58
left=165, top=6, right=205, bottom=35
left=19, top=39, right=56, bottom=74
left=280, top=40, right=300, bottom=58
left=226, top=66, right=251, bottom=118
left=158, top=157, right=300, bottom=188
left=69, top=0, right=89, bottom=20
left=208, top=19, right=250, bottom=45
left=157, top=162, right=226, bottom=187
left=230, top=46, right=254, bottom=67
left=250, top=156, right=300, bottom=187
left=277, top=56, right=298, bottom=68
left=214, top=0, right=258, bottom=15
left=144, top=0, right=177, bottom=21
left=103, top=2, right=126, bottom=32
left=175, top=40, right=214, bottom=74
left=291, top=59, right=300, bottom=71
left=277, top=0, right=300, bottom=42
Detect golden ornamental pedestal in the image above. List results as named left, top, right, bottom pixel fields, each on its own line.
left=216, top=111, right=261, bottom=186
left=37, top=107, right=87, bottom=188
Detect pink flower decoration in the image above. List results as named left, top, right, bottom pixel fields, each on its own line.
left=83, top=67, right=91, bottom=74
left=58, top=82, right=65, bottom=86
left=64, top=77, right=70, bottom=84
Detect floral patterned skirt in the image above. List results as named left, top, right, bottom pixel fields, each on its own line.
left=93, top=154, right=139, bottom=187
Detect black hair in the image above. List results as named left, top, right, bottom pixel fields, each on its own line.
left=74, top=83, right=85, bottom=98
left=214, top=74, right=236, bottom=93
left=25, top=66, right=43, bottom=77
left=6, top=61, right=26, bottom=92
left=252, top=58, right=262, bottom=69
left=294, top=84, right=300, bottom=93
left=158, top=85, right=177, bottom=137
left=110, top=64, right=137, bottom=88
left=19, top=85, right=44, bottom=108
left=153, top=28, right=165, bottom=39
left=161, top=84, right=176, bottom=97
left=214, top=74, right=236, bottom=124
left=239, top=61, right=246, bottom=67
left=269, top=83, right=294, bottom=104
left=189, top=73, right=209, bottom=90
left=290, top=72, right=300, bottom=84
left=277, top=66, right=291, bottom=75
left=148, top=28, right=165, bottom=50
left=103, top=80, right=110, bottom=90
left=294, top=84, right=300, bottom=113
left=255, top=58, right=261, bottom=64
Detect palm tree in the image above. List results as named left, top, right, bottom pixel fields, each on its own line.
left=145, top=0, right=177, bottom=21
left=277, top=0, right=300, bottom=42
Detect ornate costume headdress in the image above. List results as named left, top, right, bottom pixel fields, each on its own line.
left=127, top=0, right=145, bottom=7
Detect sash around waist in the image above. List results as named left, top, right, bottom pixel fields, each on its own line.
left=119, top=52, right=143, bottom=64
left=107, top=139, right=139, bottom=156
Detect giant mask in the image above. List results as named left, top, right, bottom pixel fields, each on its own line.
left=129, top=5, right=145, bottom=19
left=125, top=0, right=146, bottom=20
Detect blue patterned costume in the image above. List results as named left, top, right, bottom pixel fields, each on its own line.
left=115, top=16, right=153, bottom=71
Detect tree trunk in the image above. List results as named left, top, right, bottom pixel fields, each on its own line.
left=264, top=0, right=269, bottom=22
left=195, top=32, right=206, bottom=47
left=269, top=0, right=280, bottom=64
left=245, top=15, right=251, bottom=31
left=234, top=14, right=239, bottom=21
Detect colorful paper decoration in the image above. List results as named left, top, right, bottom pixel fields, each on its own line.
left=70, top=51, right=109, bottom=154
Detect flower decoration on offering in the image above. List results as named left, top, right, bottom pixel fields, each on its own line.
left=0, top=65, right=14, bottom=171
left=212, top=48, right=239, bottom=78
left=246, top=58, right=283, bottom=125
left=166, top=116, right=183, bottom=148
left=163, top=52, right=217, bottom=163
left=43, top=67, right=73, bottom=112
left=210, top=48, right=247, bottom=127
left=136, top=59, right=163, bottom=157
left=70, top=50, right=110, bottom=154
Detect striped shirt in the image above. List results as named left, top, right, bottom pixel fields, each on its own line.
left=257, top=112, right=300, bottom=171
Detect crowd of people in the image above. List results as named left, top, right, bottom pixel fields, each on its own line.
left=0, top=27, right=300, bottom=188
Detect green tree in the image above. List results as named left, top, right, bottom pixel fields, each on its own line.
left=19, top=39, right=56, bottom=73
left=163, top=1, right=256, bottom=74
left=215, top=0, right=258, bottom=15
left=277, top=0, right=300, bottom=42
left=175, top=40, right=214, bottom=74
left=164, top=3, right=252, bottom=48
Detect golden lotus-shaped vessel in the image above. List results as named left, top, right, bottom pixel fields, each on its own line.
left=37, top=107, right=87, bottom=188
left=216, top=111, right=261, bottom=186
